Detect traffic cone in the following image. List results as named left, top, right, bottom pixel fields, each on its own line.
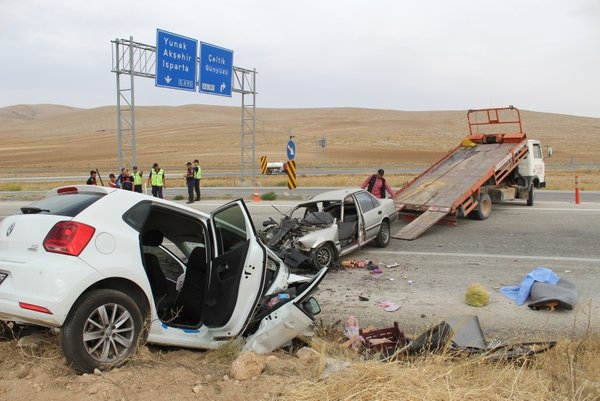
left=253, top=189, right=260, bottom=203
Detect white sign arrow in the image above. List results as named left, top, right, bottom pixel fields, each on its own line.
left=164, top=75, right=172, bottom=84
left=220, top=82, right=226, bottom=92
left=288, top=144, right=295, bottom=156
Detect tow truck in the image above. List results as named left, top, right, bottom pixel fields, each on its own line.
left=393, top=106, right=548, bottom=240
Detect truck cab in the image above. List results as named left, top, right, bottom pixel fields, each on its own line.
left=517, top=140, right=546, bottom=189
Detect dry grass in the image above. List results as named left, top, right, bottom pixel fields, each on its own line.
left=279, top=334, right=600, bottom=401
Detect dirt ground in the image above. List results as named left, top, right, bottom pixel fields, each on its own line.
left=1, top=255, right=597, bottom=401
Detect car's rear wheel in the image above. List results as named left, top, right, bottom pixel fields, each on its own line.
left=60, top=289, right=143, bottom=373
left=311, top=243, right=335, bottom=270
left=374, top=221, right=390, bottom=248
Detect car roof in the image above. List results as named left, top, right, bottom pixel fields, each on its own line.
left=309, top=188, right=364, bottom=202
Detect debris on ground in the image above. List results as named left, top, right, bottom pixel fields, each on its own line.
left=359, top=322, right=409, bottom=356
left=393, top=315, right=556, bottom=361
left=465, top=283, right=490, bottom=307
left=376, top=301, right=400, bottom=312
left=501, top=267, right=578, bottom=310
left=343, top=315, right=364, bottom=350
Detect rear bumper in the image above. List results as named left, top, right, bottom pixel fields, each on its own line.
left=0, top=256, right=102, bottom=327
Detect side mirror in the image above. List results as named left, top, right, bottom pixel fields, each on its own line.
left=546, top=146, right=553, bottom=158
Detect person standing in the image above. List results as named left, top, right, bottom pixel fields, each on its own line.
left=132, top=166, right=143, bottom=193
left=108, top=173, right=118, bottom=188
left=86, top=170, right=97, bottom=185
left=148, top=163, right=166, bottom=198
left=361, top=169, right=395, bottom=199
left=184, top=162, right=195, bottom=204
left=117, top=168, right=134, bottom=191
left=193, top=159, right=202, bottom=201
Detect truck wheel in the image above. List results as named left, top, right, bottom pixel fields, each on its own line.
left=311, top=243, right=335, bottom=270
left=469, top=193, right=492, bottom=220
left=527, top=185, right=534, bottom=206
left=60, top=289, right=144, bottom=373
left=374, top=221, right=390, bottom=248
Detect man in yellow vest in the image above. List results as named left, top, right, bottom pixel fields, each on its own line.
left=147, top=162, right=166, bottom=198
left=132, top=165, right=143, bottom=193
left=193, top=159, right=202, bottom=201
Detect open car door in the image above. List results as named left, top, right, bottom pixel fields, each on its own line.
left=203, top=200, right=267, bottom=337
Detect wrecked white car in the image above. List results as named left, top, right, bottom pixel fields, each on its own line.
left=260, top=188, right=397, bottom=271
left=0, top=186, right=327, bottom=373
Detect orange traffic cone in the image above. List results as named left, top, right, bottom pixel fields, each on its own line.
left=253, top=189, right=260, bottom=203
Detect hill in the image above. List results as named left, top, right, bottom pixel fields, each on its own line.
left=0, top=104, right=598, bottom=177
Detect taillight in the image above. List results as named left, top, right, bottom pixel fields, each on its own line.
left=43, top=221, right=95, bottom=256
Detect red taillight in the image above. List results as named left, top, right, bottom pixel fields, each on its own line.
left=43, top=221, right=95, bottom=256
left=19, top=302, right=53, bottom=315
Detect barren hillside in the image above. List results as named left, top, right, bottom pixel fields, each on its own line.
left=0, top=104, right=598, bottom=176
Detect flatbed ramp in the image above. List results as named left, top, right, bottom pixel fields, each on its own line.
left=393, top=142, right=520, bottom=240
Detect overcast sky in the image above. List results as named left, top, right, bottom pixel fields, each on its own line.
left=1, top=0, right=599, bottom=117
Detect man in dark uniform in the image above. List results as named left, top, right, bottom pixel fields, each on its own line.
left=86, top=170, right=97, bottom=185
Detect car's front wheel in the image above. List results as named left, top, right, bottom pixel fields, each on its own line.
left=374, top=221, right=391, bottom=248
left=311, top=243, right=335, bottom=270
left=60, top=289, right=144, bottom=373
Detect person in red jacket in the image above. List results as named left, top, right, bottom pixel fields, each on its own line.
left=361, top=169, right=394, bottom=199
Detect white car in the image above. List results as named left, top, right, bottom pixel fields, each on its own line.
left=260, top=188, right=397, bottom=271
left=0, top=186, right=326, bottom=373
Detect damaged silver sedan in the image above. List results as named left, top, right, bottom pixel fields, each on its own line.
left=259, top=188, right=397, bottom=271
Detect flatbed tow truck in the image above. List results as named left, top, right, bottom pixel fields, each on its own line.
left=392, top=106, right=547, bottom=240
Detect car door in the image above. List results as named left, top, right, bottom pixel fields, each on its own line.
left=354, top=191, right=382, bottom=241
left=203, top=200, right=266, bottom=336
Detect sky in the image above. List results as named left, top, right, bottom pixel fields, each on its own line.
left=1, top=0, right=599, bottom=117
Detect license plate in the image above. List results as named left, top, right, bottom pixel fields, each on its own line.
left=0, top=272, right=7, bottom=285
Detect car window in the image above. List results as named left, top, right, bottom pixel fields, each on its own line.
left=18, top=193, right=104, bottom=217
left=213, top=203, right=248, bottom=255
left=355, top=191, right=378, bottom=213
left=532, top=143, right=543, bottom=159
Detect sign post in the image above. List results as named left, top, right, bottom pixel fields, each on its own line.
left=199, top=42, right=233, bottom=97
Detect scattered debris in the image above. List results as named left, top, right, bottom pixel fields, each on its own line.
left=465, top=283, right=490, bottom=307
left=501, top=267, right=578, bottom=310
left=358, top=295, right=369, bottom=301
left=360, top=322, right=409, bottom=356
left=343, top=315, right=364, bottom=350
left=376, top=301, right=400, bottom=312
left=385, top=263, right=400, bottom=268
left=392, top=315, right=556, bottom=361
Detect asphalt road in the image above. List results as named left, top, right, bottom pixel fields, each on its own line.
left=1, top=193, right=598, bottom=338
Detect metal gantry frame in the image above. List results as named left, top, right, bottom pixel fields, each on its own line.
left=110, top=37, right=258, bottom=183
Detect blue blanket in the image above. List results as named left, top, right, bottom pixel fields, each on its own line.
left=501, top=267, right=560, bottom=305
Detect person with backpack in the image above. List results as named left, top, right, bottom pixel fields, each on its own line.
left=361, top=169, right=394, bottom=199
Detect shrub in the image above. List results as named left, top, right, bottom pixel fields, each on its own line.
left=261, top=191, right=277, bottom=201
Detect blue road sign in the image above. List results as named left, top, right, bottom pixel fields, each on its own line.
left=287, top=140, right=296, bottom=160
left=199, top=42, right=233, bottom=97
left=156, top=29, right=197, bottom=91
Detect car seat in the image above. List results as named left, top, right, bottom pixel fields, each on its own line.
left=141, top=230, right=173, bottom=313
left=174, top=246, right=208, bottom=326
